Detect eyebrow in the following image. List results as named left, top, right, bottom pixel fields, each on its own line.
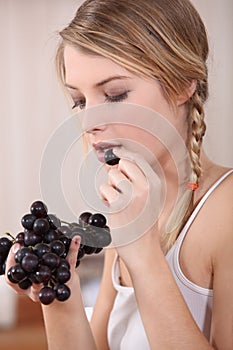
left=65, top=75, right=131, bottom=90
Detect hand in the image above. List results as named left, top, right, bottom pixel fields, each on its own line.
left=99, top=147, right=163, bottom=269
left=5, top=236, right=81, bottom=304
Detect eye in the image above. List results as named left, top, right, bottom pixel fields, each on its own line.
left=72, top=98, right=86, bottom=110
left=105, top=91, right=129, bottom=103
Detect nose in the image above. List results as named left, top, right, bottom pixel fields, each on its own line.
left=80, top=101, right=108, bottom=135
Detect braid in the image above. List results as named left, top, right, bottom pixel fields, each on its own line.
left=189, top=84, right=207, bottom=185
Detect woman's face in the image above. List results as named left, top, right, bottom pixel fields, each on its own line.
left=63, top=45, right=188, bottom=167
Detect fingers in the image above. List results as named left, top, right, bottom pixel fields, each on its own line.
left=66, top=236, right=81, bottom=275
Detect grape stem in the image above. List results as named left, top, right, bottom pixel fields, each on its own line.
left=5, top=232, right=15, bottom=241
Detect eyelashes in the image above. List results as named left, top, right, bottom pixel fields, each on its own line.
left=72, top=91, right=129, bottom=110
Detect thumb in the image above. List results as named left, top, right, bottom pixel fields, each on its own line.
left=67, top=236, right=81, bottom=274
left=113, top=146, right=161, bottom=185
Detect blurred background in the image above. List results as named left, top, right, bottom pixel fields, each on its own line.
left=0, top=0, right=232, bottom=349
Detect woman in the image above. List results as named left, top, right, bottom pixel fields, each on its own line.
left=6, top=0, right=233, bottom=349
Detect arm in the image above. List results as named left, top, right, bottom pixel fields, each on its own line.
left=90, top=247, right=117, bottom=350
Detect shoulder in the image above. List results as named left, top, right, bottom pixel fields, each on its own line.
left=199, top=167, right=233, bottom=258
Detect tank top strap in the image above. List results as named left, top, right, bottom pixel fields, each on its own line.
left=175, top=169, right=233, bottom=246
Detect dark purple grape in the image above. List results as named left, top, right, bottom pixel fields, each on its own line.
left=0, top=262, right=6, bottom=275
left=34, top=243, right=50, bottom=259
left=33, top=218, right=50, bottom=234
left=83, top=245, right=96, bottom=255
left=95, top=247, right=103, bottom=254
left=36, top=265, right=51, bottom=283
left=21, top=254, right=39, bottom=273
left=75, top=259, right=81, bottom=268
left=88, top=213, right=106, bottom=228
left=55, top=266, right=71, bottom=284
left=92, top=226, right=112, bottom=247
left=14, top=246, right=33, bottom=264
left=0, top=237, right=13, bottom=254
left=59, top=235, right=71, bottom=253
left=30, top=201, right=48, bottom=218
left=104, top=148, right=120, bottom=166
left=21, top=214, right=37, bottom=230
left=7, top=268, right=19, bottom=284
left=78, top=212, right=92, bottom=225
left=18, top=278, right=32, bottom=290
left=47, top=214, right=61, bottom=229
left=24, top=230, right=42, bottom=246
left=41, top=252, right=60, bottom=270
left=58, top=259, right=70, bottom=270
left=55, top=284, right=71, bottom=302
left=39, top=286, right=56, bottom=305
left=15, top=232, right=25, bottom=245
left=77, top=246, right=85, bottom=260
left=29, top=273, right=41, bottom=284
left=9, top=264, right=27, bottom=282
left=43, top=229, right=59, bottom=244
left=50, top=240, right=66, bottom=257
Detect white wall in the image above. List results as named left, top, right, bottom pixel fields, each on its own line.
left=0, top=0, right=232, bottom=326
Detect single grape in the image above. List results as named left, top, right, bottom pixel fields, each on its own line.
left=55, top=284, right=71, bottom=302
left=7, top=268, right=19, bottom=284
left=39, top=286, right=56, bottom=305
left=77, top=246, right=85, bottom=260
left=15, top=232, right=25, bottom=245
left=33, top=218, right=50, bottom=234
left=21, top=214, right=37, bottom=230
left=83, top=245, right=96, bottom=255
left=18, top=278, right=32, bottom=290
left=43, top=229, right=59, bottom=244
left=30, top=201, right=48, bottom=218
left=47, top=214, right=61, bottom=229
left=41, top=252, right=60, bottom=270
left=88, top=213, right=107, bottom=228
left=55, top=266, right=71, bottom=284
left=0, top=262, right=6, bottom=275
left=21, top=253, right=39, bottom=273
left=58, top=259, right=70, bottom=270
left=59, top=235, right=71, bottom=253
left=50, top=240, right=66, bottom=257
left=36, top=265, right=51, bottom=283
left=29, top=272, right=41, bottom=284
left=24, top=230, right=42, bottom=246
left=104, top=148, right=120, bottom=166
left=95, top=247, right=103, bottom=254
left=75, top=259, right=81, bottom=268
left=78, top=212, right=92, bottom=225
left=0, top=237, right=13, bottom=254
left=9, top=264, right=27, bottom=282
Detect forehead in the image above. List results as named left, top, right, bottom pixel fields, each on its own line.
left=63, top=45, right=131, bottom=87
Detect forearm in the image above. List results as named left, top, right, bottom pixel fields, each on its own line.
left=42, top=287, right=97, bottom=350
left=129, top=247, right=213, bottom=350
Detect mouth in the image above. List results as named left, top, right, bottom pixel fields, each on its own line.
left=92, top=142, right=121, bottom=163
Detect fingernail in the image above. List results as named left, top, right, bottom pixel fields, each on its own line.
left=73, top=236, right=81, bottom=245
left=12, top=243, right=20, bottom=254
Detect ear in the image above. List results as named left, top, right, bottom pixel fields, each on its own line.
left=176, top=80, right=197, bottom=106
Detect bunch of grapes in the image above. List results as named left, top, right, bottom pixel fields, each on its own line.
left=0, top=200, right=111, bottom=305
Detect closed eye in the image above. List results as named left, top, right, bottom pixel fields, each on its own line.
left=72, top=91, right=130, bottom=110
left=105, top=91, right=129, bottom=103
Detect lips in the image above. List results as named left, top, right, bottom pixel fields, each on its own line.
left=92, top=142, right=121, bottom=163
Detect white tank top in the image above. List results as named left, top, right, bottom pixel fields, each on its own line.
left=107, top=170, right=233, bottom=350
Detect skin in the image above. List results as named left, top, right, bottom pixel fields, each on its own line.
left=5, top=45, right=233, bottom=350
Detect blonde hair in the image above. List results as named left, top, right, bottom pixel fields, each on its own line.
left=56, top=0, right=209, bottom=252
